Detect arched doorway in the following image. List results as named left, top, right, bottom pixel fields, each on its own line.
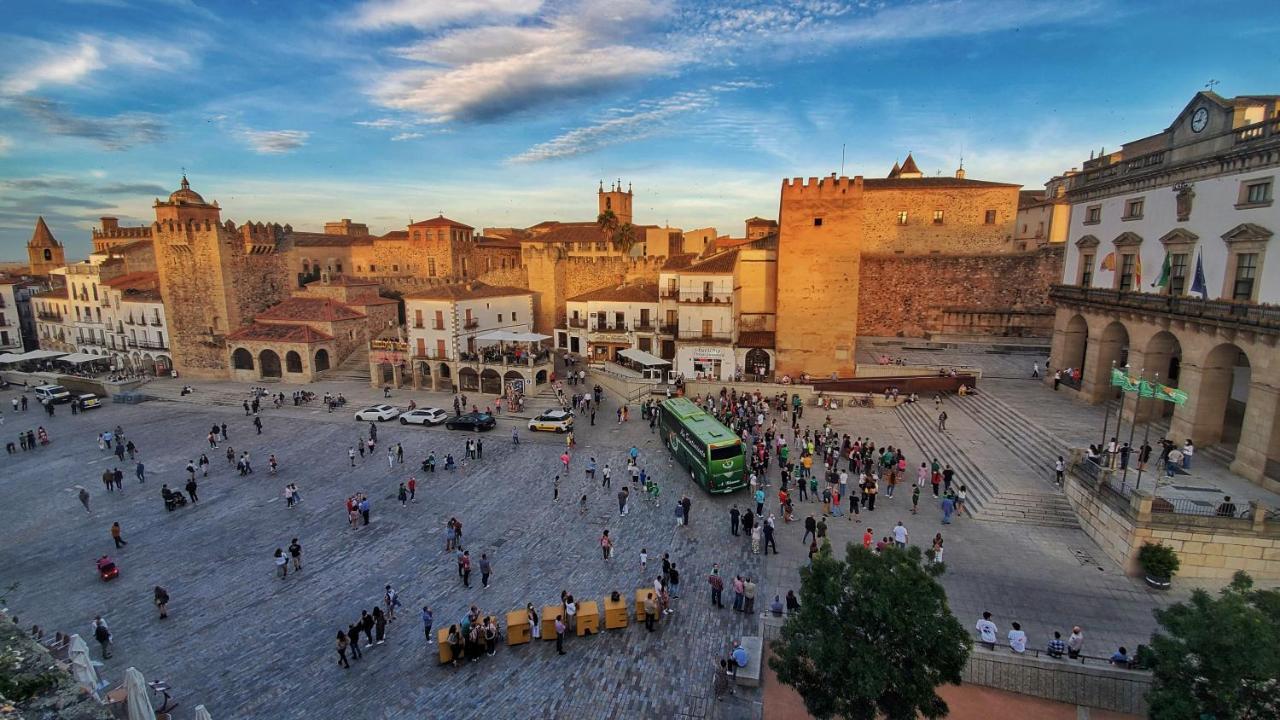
left=1143, top=332, right=1182, bottom=419
left=535, top=369, right=548, bottom=385
left=377, top=362, right=394, bottom=384
left=417, top=361, right=431, bottom=380
left=1059, top=314, right=1089, bottom=387
left=232, top=348, right=254, bottom=370
left=459, top=367, right=479, bottom=391
left=285, top=351, right=303, bottom=374
left=745, top=348, right=771, bottom=378
left=155, top=355, right=171, bottom=374
left=259, top=349, right=282, bottom=378
left=438, top=363, right=451, bottom=380
left=480, top=368, right=502, bottom=395
left=1187, top=343, right=1249, bottom=449
left=314, top=349, right=330, bottom=372
left=141, top=353, right=155, bottom=374
left=1088, top=321, right=1129, bottom=402
left=503, top=370, right=525, bottom=397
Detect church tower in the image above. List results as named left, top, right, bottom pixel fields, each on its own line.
left=597, top=179, right=633, bottom=225
left=27, top=216, right=65, bottom=276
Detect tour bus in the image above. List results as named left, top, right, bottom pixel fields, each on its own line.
left=658, top=397, right=746, bottom=493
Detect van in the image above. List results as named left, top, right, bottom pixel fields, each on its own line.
left=33, top=385, right=71, bottom=404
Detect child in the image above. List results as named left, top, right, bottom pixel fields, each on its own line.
left=640, top=548, right=648, bottom=572
left=648, top=480, right=661, bottom=506
left=579, top=494, right=588, bottom=517
left=911, top=485, right=921, bottom=515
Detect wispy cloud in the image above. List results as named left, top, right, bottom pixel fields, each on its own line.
left=0, top=33, right=193, bottom=95
left=12, top=97, right=166, bottom=150
left=1, top=177, right=168, bottom=196
left=350, top=0, right=543, bottom=30
left=238, top=129, right=310, bottom=154
left=390, top=132, right=423, bottom=141
left=0, top=135, right=10, bottom=155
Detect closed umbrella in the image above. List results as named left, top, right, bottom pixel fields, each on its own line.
left=193, top=705, right=213, bottom=720
left=124, top=667, right=154, bottom=720
left=67, top=634, right=101, bottom=698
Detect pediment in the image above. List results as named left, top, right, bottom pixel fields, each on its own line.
left=1221, top=223, right=1272, bottom=244
left=1159, top=228, right=1199, bottom=248
left=1112, top=231, right=1144, bottom=247
left=1074, top=234, right=1100, bottom=249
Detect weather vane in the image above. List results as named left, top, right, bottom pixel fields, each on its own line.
left=1205, top=79, right=1219, bottom=90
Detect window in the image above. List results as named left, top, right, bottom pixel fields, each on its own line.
left=369, top=264, right=377, bottom=272
left=428, top=258, right=436, bottom=277
left=933, top=210, right=944, bottom=225
left=512, top=312, right=517, bottom=322
left=1239, top=180, right=1273, bottom=207
left=414, top=309, right=423, bottom=329
left=813, top=217, right=823, bottom=227
left=897, top=211, right=908, bottom=226
left=984, top=209, right=997, bottom=224
left=1080, top=254, right=1094, bottom=287
left=434, top=310, right=444, bottom=330
left=1118, top=254, right=1136, bottom=291
left=1233, top=253, right=1258, bottom=301
left=702, top=281, right=713, bottom=300
left=392, top=264, right=399, bottom=272
left=1123, top=198, right=1144, bottom=220
left=497, top=313, right=503, bottom=322
left=1168, top=253, right=1188, bottom=296
left=437, top=339, right=447, bottom=358
left=615, top=312, right=624, bottom=329
left=1036, top=221, right=1045, bottom=238
left=701, top=319, right=713, bottom=337
left=1085, top=206, right=1101, bottom=224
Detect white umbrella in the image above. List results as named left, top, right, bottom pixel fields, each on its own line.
left=193, top=705, right=213, bottom=720
left=67, top=634, right=101, bottom=698
left=124, top=667, right=154, bottom=720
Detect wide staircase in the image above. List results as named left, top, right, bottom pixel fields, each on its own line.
left=322, top=345, right=371, bottom=383
left=143, top=382, right=251, bottom=409
left=897, top=399, right=1079, bottom=529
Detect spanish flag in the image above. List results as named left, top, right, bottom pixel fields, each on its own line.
left=1100, top=252, right=1116, bottom=271
left=1134, top=253, right=1142, bottom=288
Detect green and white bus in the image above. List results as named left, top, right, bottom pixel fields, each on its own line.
left=658, top=397, right=746, bottom=493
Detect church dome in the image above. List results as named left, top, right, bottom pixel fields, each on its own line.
left=168, top=175, right=206, bottom=205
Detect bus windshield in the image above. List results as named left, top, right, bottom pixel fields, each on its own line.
left=709, top=444, right=740, bottom=461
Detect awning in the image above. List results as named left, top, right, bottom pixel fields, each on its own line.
left=57, top=352, right=111, bottom=365
left=16, top=349, right=67, bottom=361
left=618, top=347, right=670, bottom=367
left=474, top=330, right=551, bottom=343
left=0, top=353, right=25, bottom=364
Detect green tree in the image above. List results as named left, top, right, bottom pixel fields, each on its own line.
left=769, top=543, right=971, bottom=720
left=1147, top=571, right=1280, bottom=720
left=596, top=210, right=636, bottom=254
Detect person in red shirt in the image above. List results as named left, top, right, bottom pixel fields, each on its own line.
left=862, top=528, right=873, bottom=549
left=407, top=477, right=417, bottom=503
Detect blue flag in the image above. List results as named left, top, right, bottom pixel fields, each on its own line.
left=1190, top=250, right=1208, bottom=298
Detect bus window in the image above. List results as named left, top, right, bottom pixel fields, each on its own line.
left=709, top=445, right=739, bottom=461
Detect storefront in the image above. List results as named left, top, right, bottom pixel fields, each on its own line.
left=675, top=344, right=735, bottom=381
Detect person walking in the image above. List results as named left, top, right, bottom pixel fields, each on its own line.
left=92, top=617, right=111, bottom=659
left=288, top=538, right=303, bottom=571
left=937, top=410, right=947, bottom=432
left=274, top=548, right=288, bottom=578
left=78, top=487, right=91, bottom=514
left=185, top=478, right=198, bottom=503
left=111, top=522, right=127, bottom=548
left=911, top=484, right=921, bottom=514
left=153, top=586, right=169, bottom=619
left=729, top=504, right=740, bottom=536
left=643, top=594, right=658, bottom=631
left=554, top=615, right=567, bottom=654
left=135, top=460, right=145, bottom=483
left=600, top=530, right=613, bottom=560
left=461, top=551, right=472, bottom=588
left=479, top=553, right=492, bottom=589
left=407, top=476, right=416, bottom=503
left=669, top=563, right=681, bottom=599
left=398, top=483, right=408, bottom=507
left=336, top=630, right=351, bottom=668
left=802, top=514, right=816, bottom=545
left=347, top=623, right=363, bottom=660
left=708, top=567, right=724, bottom=608
left=681, top=495, right=692, bottom=526
left=762, top=517, right=777, bottom=554
left=421, top=606, right=434, bottom=644
left=253, top=415, right=263, bottom=435
left=373, top=607, right=387, bottom=645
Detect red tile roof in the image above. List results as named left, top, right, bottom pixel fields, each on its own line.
left=289, top=231, right=373, bottom=247
left=102, top=271, right=158, bottom=291
left=30, top=216, right=60, bottom=248
left=254, top=297, right=365, bottom=322
left=377, top=230, right=409, bottom=242
left=475, top=236, right=522, bottom=249
left=519, top=223, right=606, bottom=244
left=899, top=153, right=921, bottom=175
left=409, top=215, right=474, bottom=230
left=737, top=331, right=775, bottom=348
left=403, top=282, right=530, bottom=301
left=682, top=249, right=738, bottom=274
left=227, top=323, right=334, bottom=343
left=566, top=284, right=659, bottom=303
left=303, top=275, right=379, bottom=288
left=661, top=254, right=697, bottom=270
left=32, top=286, right=68, bottom=299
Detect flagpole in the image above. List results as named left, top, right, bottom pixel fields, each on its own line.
left=1135, top=371, right=1158, bottom=492
left=1112, top=364, right=1129, bottom=469
left=1123, top=367, right=1143, bottom=487
left=1100, top=360, right=1116, bottom=448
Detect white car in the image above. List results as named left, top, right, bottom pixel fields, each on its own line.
left=400, top=407, right=448, bottom=426
left=528, top=409, right=574, bottom=433
left=354, top=404, right=401, bottom=422
left=33, top=384, right=71, bottom=404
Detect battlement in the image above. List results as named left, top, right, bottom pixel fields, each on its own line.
left=780, top=174, right=864, bottom=197
left=92, top=226, right=151, bottom=240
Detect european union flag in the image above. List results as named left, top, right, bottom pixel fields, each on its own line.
left=1190, top=250, right=1208, bottom=298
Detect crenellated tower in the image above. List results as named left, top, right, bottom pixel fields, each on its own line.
left=597, top=179, right=633, bottom=225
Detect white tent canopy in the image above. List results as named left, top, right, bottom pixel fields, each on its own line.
left=57, top=352, right=110, bottom=365
left=13, top=349, right=67, bottom=361
left=68, top=634, right=103, bottom=699
left=0, top=352, right=24, bottom=364
left=618, top=348, right=670, bottom=367
left=474, top=330, right=550, bottom=343
left=124, top=667, right=154, bottom=720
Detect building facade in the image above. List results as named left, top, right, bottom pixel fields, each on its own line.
left=1049, top=91, right=1280, bottom=490
left=0, top=281, right=22, bottom=353
left=560, top=284, right=660, bottom=361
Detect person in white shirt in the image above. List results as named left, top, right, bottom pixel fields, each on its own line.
left=1067, top=626, right=1085, bottom=659
left=892, top=521, right=909, bottom=548
left=1008, top=622, right=1027, bottom=653
left=1182, top=439, right=1194, bottom=469
left=975, top=612, right=998, bottom=649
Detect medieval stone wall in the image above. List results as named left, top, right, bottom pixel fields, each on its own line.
left=856, top=245, right=1063, bottom=337
left=861, top=185, right=1019, bottom=254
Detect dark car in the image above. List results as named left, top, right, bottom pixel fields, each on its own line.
left=445, top=412, right=496, bottom=432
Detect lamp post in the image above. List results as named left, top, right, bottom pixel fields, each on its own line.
left=1134, top=371, right=1159, bottom=492
left=1100, top=360, right=1117, bottom=448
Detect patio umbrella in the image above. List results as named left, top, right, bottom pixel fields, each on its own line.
left=124, top=667, right=154, bottom=720
left=193, top=705, right=213, bottom=720
left=67, top=634, right=101, bottom=698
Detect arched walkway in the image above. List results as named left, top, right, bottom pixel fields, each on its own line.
left=1059, top=314, right=1088, bottom=387
left=260, top=349, right=282, bottom=378
left=1083, top=321, right=1129, bottom=402
left=458, top=367, right=479, bottom=392
left=480, top=368, right=502, bottom=395
left=155, top=355, right=171, bottom=374
left=232, top=348, right=254, bottom=370
left=285, top=351, right=303, bottom=374
left=745, top=348, right=771, bottom=378
left=1142, top=332, right=1182, bottom=420
left=314, top=349, right=330, bottom=372
left=535, top=369, right=548, bottom=385
left=1183, top=343, right=1250, bottom=448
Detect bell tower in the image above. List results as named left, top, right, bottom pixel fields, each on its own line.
left=597, top=179, right=633, bottom=225
left=27, top=216, right=65, bottom=276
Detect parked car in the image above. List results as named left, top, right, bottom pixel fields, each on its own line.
left=33, top=384, right=71, bottom=404
left=528, top=409, right=574, bottom=433
left=354, top=404, right=401, bottom=422
left=76, top=393, right=102, bottom=410
left=445, top=412, right=496, bottom=432
left=400, top=407, right=449, bottom=426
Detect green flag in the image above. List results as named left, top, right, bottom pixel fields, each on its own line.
left=1152, top=252, right=1171, bottom=289
left=1110, top=368, right=1139, bottom=392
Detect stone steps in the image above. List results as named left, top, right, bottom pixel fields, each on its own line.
left=322, top=346, right=370, bottom=383
left=895, top=401, right=999, bottom=515
left=980, top=490, right=1080, bottom=529
left=957, top=393, right=1066, bottom=479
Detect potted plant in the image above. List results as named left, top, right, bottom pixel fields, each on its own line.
left=1138, top=542, right=1180, bottom=590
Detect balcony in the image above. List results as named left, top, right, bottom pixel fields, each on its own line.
left=149, top=318, right=163, bottom=327
left=568, top=317, right=587, bottom=328
left=1234, top=118, right=1280, bottom=145
left=634, top=322, right=655, bottom=332
left=659, top=323, right=679, bottom=335
left=413, top=321, right=424, bottom=329
left=463, top=319, right=479, bottom=330
left=660, top=288, right=679, bottom=299
left=1050, top=284, right=1280, bottom=335
left=128, top=338, right=168, bottom=350
left=36, top=312, right=63, bottom=322
left=677, top=292, right=733, bottom=304
left=677, top=330, right=734, bottom=344
left=591, top=323, right=628, bottom=333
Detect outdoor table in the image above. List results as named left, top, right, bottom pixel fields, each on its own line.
left=603, top=595, right=629, bottom=629
left=437, top=628, right=454, bottom=664
left=541, top=605, right=561, bottom=641
left=576, top=600, right=599, bottom=636
left=506, top=609, right=530, bottom=645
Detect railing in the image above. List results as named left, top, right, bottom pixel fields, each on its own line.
left=660, top=288, right=679, bottom=299
left=568, top=317, right=587, bottom=328
left=128, top=339, right=168, bottom=350
left=1151, top=495, right=1250, bottom=519
left=150, top=318, right=163, bottom=327
left=125, top=317, right=135, bottom=325
left=463, top=320, right=479, bottom=329
left=634, top=322, right=655, bottom=332
left=659, top=323, right=679, bottom=334
left=1233, top=118, right=1279, bottom=144
left=592, top=323, right=627, bottom=333
left=1050, top=285, right=1280, bottom=333
left=677, top=330, right=733, bottom=343
left=36, top=312, right=63, bottom=322
left=413, top=322, right=424, bottom=329
left=677, top=292, right=733, bottom=304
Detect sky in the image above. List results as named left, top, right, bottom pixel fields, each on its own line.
left=0, top=0, right=1277, bottom=260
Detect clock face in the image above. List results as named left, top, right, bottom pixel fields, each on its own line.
left=1191, top=107, right=1209, bottom=133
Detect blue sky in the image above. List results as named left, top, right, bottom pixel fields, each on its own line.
left=1, top=0, right=1277, bottom=259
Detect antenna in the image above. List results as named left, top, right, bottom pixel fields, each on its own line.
left=840, top=143, right=846, bottom=176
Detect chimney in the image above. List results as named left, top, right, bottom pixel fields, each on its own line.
left=100, top=217, right=119, bottom=231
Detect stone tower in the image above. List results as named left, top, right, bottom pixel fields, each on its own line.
left=598, top=179, right=633, bottom=225
left=774, top=175, right=865, bottom=378
left=27, top=216, right=65, bottom=276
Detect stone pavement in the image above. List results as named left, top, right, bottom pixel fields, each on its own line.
left=0, top=379, right=765, bottom=719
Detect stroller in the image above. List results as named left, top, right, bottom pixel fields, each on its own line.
left=162, top=487, right=188, bottom=512
left=96, top=556, right=119, bottom=582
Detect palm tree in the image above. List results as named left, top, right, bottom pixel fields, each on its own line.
left=596, top=210, right=637, bottom=255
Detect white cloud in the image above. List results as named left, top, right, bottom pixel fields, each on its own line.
left=350, top=0, right=543, bottom=30
left=14, top=96, right=166, bottom=150
left=1, top=33, right=193, bottom=95
left=0, top=135, right=10, bottom=155
left=239, top=129, right=310, bottom=154
left=390, top=132, right=423, bottom=141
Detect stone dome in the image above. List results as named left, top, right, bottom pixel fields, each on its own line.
left=168, top=175, right=206, bottom=205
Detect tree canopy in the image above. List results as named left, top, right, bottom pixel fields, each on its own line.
left=1147, top=571, right=1280, bottom=720
left=769, top=543, right=971, bottom=720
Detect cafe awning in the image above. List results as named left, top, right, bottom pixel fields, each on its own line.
left=0, top=353, right=25, bottom=364
left=57, top=352, right=110, bottom=365
left=15, top=349, right=67, bottom=361
left=618, top=347, right=670, bottom=367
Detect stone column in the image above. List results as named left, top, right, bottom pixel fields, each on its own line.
left=1230, top=381, right=1279, bottom=487
left=1080, top=332, right=1119, bottom=404
left=391, top=363, right=403, bottom=389
left=1168, top=361, right=1202, bottom=446
left=368, top=359, right=379, bottom=389
left=411, top=362, right=421, bottom=391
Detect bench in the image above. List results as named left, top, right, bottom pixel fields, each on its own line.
left=732, top=636, right=764, bottom=687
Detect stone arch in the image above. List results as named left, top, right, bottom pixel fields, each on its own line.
left=458, top=367, right=479, bottom=391
left=259, top=349, right=282, bottom=378
left=1059, top=314, right=1089, bottom=383
left=535, top=369, right=548, bottom=385
left=285, top=350, right=303, bottom=374
left=232, top=348, right=254, bottom=370
left=745, top=348, right=772, bottom=376
left=314, top=349, right=331, bottom=372
left=141, top=353, right=155, bottom=374
left=1184, top=343, right=1250, bottom=449
left=155, top=355, right=171, bottom=373
left=1081, top=320, right=1129, bottom=403
left=480, top=368, right=502, bottom=395
left=438, top=362, right=451, bottom=379
left=416, top=361, right=431, bottom=378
